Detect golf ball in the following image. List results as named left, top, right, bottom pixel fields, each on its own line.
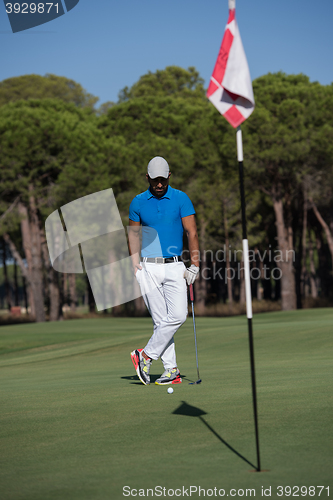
left=167, top=387, right=174, bottom=394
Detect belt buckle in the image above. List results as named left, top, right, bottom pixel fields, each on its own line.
left=155, top=257, right=164, bottom=264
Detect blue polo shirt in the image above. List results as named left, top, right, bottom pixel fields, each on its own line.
left=129, top=186, right=195, bottom=258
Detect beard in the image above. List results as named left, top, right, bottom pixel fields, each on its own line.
left=149, top=184, right=168, bottom=198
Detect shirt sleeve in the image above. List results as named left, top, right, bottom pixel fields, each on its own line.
left=129, top=196, right=140, bottom=222
left=179, top=192, right=195, bottom=218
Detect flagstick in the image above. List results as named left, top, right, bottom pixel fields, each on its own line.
left=236, top=125, right=261, bottom=472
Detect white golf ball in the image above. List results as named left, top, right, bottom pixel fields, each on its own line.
left=167, top=387, right=174, bottom=394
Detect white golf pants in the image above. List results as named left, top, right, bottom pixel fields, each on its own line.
left=135, top=261, right=187, bottom=369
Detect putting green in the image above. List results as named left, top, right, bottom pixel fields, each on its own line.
left=0, top=309, right=332, bottom=499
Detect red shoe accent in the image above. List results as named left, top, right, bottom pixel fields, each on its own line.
left=130, top=349, right=143, bottom=371
left=171, top=375, right=182, bottom=384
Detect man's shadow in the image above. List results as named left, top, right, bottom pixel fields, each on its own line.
left=122, top=374, right=186, bottom=384
left=173, top=401, right=257, bottom=470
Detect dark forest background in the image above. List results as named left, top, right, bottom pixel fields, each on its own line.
left=1, top=67, right=332, bottom=322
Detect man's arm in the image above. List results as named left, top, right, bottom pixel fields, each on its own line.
left=182, top=214, right=200, bottom=267
left=128, top=219, right=142, bottom=274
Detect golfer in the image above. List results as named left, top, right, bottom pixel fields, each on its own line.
left=129, top=156, right=200, bottom=385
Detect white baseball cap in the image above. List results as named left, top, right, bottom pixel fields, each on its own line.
left=147, top=156, right=170, bottom=179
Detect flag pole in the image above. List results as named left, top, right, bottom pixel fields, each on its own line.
left=236, top=125, right=261, bottom=472
left=206, top=0, right=261, bottom=470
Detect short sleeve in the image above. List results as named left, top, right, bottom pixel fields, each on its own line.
left=179, top=192, right=195, bottom=219
left=129, top=196, right=140, bottom=222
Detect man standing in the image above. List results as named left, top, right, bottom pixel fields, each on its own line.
left=129, top=156, right=200, bottom=386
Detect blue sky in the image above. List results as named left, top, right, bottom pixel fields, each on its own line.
left=1, top=0, right=333, bottom=106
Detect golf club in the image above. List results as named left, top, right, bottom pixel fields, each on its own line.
left=188, top=283, right=202, bottom=385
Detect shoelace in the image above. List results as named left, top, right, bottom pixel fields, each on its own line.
left=143, top=357, right=152, bottom=372
left=162, top=369, right=177, bottom=378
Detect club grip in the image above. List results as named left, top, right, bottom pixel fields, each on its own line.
left=189, top=283, right=194, bottom=302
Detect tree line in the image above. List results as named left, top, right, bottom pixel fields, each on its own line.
left=0, top=67, right=332, bottom=322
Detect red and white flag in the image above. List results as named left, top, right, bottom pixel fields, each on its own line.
left=207, top=0, right=254, bottom=128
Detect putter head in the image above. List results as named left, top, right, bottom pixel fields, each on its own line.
left=189, top=379, right=202, bottom=385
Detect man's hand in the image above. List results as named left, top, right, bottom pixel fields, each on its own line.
left=184, top=265, right=200, bottom=285
left=128, top=221, right=142, bottom=276
left=134, top=263, right=142, bottom=275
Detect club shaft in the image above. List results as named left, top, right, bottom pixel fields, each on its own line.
left=191, top=300, right=200, bottom=380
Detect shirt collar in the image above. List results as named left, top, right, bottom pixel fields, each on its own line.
left=147, top=185, right=172, bottom=200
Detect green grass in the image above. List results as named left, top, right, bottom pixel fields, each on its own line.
left=0, top=309, right=332, bottom=499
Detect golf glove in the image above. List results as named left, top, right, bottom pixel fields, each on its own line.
left=184, top=265, right=200, bottom=285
